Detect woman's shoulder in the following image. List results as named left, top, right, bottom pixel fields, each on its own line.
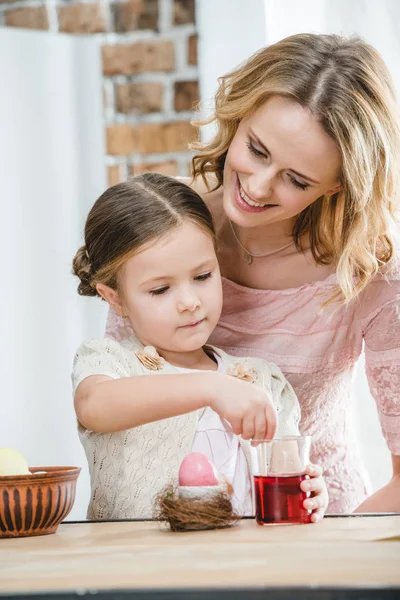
left=365, top=256, right=400, bottom=291
left=359, top=256, right=400, bottom=321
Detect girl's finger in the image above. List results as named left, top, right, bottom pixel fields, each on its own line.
left=264, top=404, right=277, bottom=439
left=254, top=410, right=267, bottom=442
left=241, top=415, right=255, bottom=440
left=230, top=418, right=243, bottom=436
left=303, top=495, right=325, bottom=511
left=301, top=476, right=324, bottom=493
left=310, top=508, right=324, bottom=523
left=305, top=463, right=322, bottom=477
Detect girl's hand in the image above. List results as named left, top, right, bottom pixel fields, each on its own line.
left=208, top=373, right=277, bottom=441
left=300, top=463, right=329, bottom=523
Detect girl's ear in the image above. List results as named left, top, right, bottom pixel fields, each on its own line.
left=96, top=283, right=125, bottom=317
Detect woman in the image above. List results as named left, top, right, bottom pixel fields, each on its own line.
left=106, top=33, right=400, bottom=514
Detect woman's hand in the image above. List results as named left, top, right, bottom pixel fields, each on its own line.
left=300, top=463, right=329, bottom=523
left=208, top=373, right=277, bottom=441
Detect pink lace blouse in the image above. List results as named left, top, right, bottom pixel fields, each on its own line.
left=105, top=266, right=400, bottom=513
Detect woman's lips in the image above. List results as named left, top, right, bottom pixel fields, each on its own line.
left=234, top=175, right=277, bottom=213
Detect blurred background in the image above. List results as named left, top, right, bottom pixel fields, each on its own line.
left=0, top=0, right=398, bottom=519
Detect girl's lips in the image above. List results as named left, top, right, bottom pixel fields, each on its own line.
left=234, top=175, right=277, bottom=213
left=179, top=318, right=205, bottom=329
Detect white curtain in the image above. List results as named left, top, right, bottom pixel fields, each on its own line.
left=197, top=0, right=400, bottom=491
left=0, top=29, right=107, bottom=519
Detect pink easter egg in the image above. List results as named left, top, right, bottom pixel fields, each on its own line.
left=178, top=452, right=219, bottom=487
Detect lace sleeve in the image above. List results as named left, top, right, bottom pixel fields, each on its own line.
left=363, top=298, right=400, bottom=455
left=105, top=307, right=134, bottom=341
left=264, top=362, right=301, bottom=437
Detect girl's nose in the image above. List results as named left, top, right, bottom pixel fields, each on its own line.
left=177, top=290, right=201, bottom=313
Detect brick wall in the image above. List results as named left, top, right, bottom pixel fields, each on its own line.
left=0, top=0, right=199, bottom=186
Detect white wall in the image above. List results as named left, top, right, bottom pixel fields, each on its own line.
left=196, top=0, right=396, bottom=492
left=196, top=0, right=267, bottom=140
left=0, top=28, right=108, bottom=519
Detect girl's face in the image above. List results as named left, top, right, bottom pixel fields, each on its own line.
left=102, top=221, right=223, bottom=359
left=222, top=95, right=342, bottom=230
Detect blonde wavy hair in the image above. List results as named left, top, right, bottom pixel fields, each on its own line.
left=192, top=33, right=400, bottom=304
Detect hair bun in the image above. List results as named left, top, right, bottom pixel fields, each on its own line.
left=72, top=246, right=98, bottom=297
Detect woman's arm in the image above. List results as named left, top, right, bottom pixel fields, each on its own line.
left=361, top=285, right=400, bottom=512
left=354, top=455, right=400, bottom=512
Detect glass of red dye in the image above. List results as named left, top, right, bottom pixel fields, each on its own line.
left=253, top=436, right=312, bottom=525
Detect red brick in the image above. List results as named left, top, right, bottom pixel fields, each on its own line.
left=116, top=82, right=163, bottom=114
left=113, top=0, right=158, bottom=32
left=102, top=41, right=175, bottom=76
left=108, top=165, right=125, bottom=187
left=130, top=161, right=179, bottom=177
left=174, top=0, right=195, bottom=25
left=188, top=34, right=197, bottom=66
left=174, top=81, right=199, bottom=111
left=5, top=7, right=48, bottom=30
left=58, top=3, right=107, bottom=34
left=106, top=124, right=136, bottom=155
left=135, top=121, right=197, bottom=154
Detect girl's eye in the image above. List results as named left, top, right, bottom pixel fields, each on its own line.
left=288, top=174, right=309, bottom=191
left=150, top=286, right=169, bottom=296
left=195, top=272, right=212, bottom=281
left=246, top=141, right=265, bottom=158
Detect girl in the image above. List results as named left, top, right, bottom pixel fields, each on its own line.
left=72, top=173, right=327, bottom=520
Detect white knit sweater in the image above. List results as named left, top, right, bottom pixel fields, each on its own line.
left=72, top=335, right=300, bottom=519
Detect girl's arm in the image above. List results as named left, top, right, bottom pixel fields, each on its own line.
left=75, top=371, right=212, bottom=432
left=73, top=339, right=277, bottom=437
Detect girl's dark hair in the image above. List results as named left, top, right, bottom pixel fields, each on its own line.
left=72, top=173, right=215, bottom=297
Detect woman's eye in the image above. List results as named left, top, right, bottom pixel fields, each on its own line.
left=288, top=174, right=309, bottom=191
left=246, top=141, right=265, bottom=158
left=150, top=286, right=169, bottom=296
left=195, top=272, right=212, bottom=281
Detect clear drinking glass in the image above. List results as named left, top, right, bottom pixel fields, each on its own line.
left=253, top=435, right=312, bottom=525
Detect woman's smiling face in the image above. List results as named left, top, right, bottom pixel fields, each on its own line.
left=222, top=95, right=342, bottom=230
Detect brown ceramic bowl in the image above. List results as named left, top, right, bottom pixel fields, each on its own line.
left=0, top=466, right=81, bottom=538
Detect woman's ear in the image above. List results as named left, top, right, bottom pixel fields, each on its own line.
left=96, top=283, right=125, bottom=317
left=326, top=183, right=342, bottom=196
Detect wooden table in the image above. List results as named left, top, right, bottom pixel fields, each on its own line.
left=1, top=515, right=400, bottom=599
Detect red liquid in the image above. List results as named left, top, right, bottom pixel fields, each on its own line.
left=254, top=474, right=311, bottom=525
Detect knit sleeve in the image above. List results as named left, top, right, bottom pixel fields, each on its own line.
left=263, top=361, right=301, bottom=437
left=71, top=338, right=132, bottom=395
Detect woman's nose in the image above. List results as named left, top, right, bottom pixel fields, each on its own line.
left=247, top=168, right=275, bottom=200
